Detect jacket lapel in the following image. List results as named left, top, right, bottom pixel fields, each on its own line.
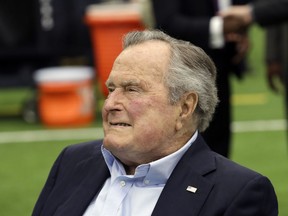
left=152, top=135, right=216, bottom=216
left=54, top=152, right=110, bottom=216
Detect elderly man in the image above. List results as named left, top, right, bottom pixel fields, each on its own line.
left=32, top=30, right=278, bottom=216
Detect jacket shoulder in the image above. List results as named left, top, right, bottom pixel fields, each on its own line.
left=60, top=139, right=103, bottom=163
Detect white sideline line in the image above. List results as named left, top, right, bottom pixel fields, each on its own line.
left=0, top=128, right=104, bottom=144
left=232, top=119, right=286, bottom=132
left=0, top=119, right=286, bottom=144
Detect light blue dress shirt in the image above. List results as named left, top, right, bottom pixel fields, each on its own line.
left=83, top=131, right=198, bottom=216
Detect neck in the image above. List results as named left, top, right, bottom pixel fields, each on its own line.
left=124, top=164, right=137, bottom=175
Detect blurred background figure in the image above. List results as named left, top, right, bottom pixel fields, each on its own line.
left=220, top=0, right=288, bottom=32
left=151, top=0, right=251, bottom=157
left=265, top=24, right=288, bottom=140
left=0, top=0, right=102, bottom=124
left=0, top=0, right=101, bottom=87
left=220, top=0, right=288, bottom=142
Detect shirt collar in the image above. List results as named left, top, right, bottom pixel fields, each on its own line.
left=102, top=131, right=198, bottom=185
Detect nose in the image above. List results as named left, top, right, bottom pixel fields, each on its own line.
left=103, top=88, right=123, bottom=113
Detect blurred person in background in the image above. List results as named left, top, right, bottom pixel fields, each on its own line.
left=266, top=25, right=288, bottom=93
left=32, top=29, right=278, bottom=216
left=221, top=0, right=288, bottom=141
left=0, top=0, right=102, bottom=87
left=265, top=24, right=288, bottom=138
left=151, top=0, right=251, bottom=157
left=220, top=0, right=288, bottom=30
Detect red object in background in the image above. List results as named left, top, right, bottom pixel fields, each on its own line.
left=34, top=67, right=95, bottom=127
left=85, top=3, right=145, bottom=96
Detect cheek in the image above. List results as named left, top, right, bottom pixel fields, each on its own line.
left=129, top=99, right=176, bottom=132
left=127, top=99, right=148, bottom=117
left=101, top=106, right=107, bottom=120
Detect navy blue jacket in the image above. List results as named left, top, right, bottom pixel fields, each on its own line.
left=32, top=135, right=278, bottom=215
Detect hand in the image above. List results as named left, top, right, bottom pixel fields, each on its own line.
left=223, top=16, right=248, bottom=34
left=226, top=33, right=250, bottom=64
left=266, top=61, right=284, bottom=93
left=220, top=5, right=253, bottom=33
left=223, top=17, right=247, bottom=35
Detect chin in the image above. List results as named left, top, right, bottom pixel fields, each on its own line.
left=103, top=135, right=127, bottom=152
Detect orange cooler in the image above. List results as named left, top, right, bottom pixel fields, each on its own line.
left=85, top=2, right=144, bottom=96
left=34, top=66, right=95, bottom=127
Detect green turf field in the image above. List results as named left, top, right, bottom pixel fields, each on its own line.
left=0, top=26, right=287, bottom=215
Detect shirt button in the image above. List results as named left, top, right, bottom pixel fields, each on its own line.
left=144, top=179, right=150, bottom=185
left=120, top=180, right=126, bottom=187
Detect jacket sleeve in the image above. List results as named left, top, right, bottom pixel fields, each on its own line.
left=151, top=0, right=211, bottom=48
left=31, top=147, right=67, bottom=216
left=253, top=0, right=288, bottom=26
left=224, top=175, right=278, bottom=216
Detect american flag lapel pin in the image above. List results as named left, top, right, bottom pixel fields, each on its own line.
left=186, top=185, right=197, bottom=193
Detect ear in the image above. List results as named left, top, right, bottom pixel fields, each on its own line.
left=180, top=92, right=198, bottom=117
left=176, top=92, right=198, bottom=131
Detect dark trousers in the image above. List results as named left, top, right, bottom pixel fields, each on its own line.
left=201, top=67, right=231, bottom=157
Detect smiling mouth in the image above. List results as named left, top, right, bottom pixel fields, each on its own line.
left=109, top=122, right=131, bottom=127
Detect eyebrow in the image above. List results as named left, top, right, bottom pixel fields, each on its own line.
left=105, top=79, right=141, bottom=88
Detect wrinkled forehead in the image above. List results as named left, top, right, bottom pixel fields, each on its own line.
left=109, top=40, right=171, bottom=81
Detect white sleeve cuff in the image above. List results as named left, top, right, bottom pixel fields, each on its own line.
left=209, top=16, right=225, bottom=49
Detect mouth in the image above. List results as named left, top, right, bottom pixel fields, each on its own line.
left=109, top=122, right=131, bottom=127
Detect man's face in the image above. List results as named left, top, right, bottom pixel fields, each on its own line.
left=102, top=41, right=184, bottom=167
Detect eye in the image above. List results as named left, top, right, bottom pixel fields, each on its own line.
left=126, top=86, right=138, bottom=92
left=108, top=87, right=115, bottom=93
